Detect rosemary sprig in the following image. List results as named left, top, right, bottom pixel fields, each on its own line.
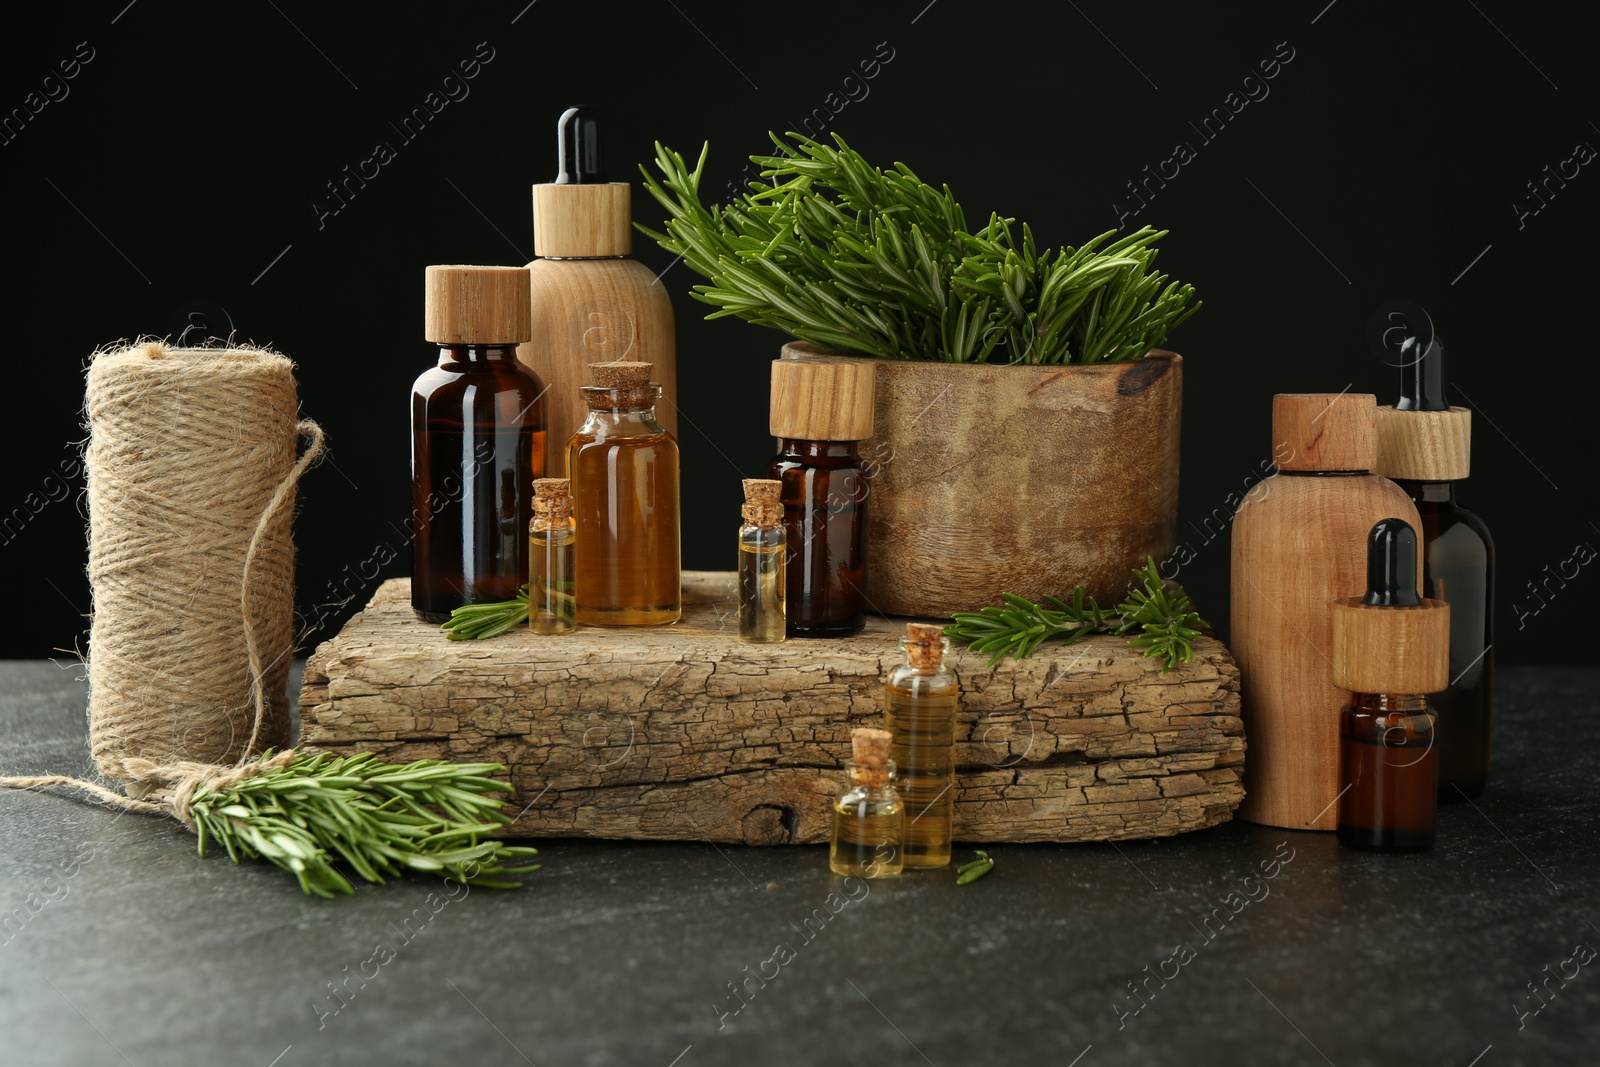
left=946, top=558, right=1209, bottom=672
left=187, top=751, right=540, bottom=898
left=638, top=133, right=1199, bottom=364
left=440, top=587, right=529, bottom=640
left=956, top=850, right=995, bottom=885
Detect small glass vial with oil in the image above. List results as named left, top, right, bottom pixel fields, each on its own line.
left=529, top=477, right=576, bottom=635
left=1332, top=518, right=1451, bottom=851
left=738, top=478, right=785, bottom=643
left=885, top=623, right=958, bottom=868
left=830, top=727, right=903, bottom=877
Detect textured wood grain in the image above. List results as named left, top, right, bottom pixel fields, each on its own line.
left=1273, top=393, right=1376, bottom=472
left=516, top=257, right=677, bottom=469
left=300, top=573, right=1243, bottom=845
left=770, top=352, right=876, bottom=441
left=1375, top=405, right=1472, bottom=481
left=783, top=345, right=1183, bottom=616
left=1231, top=473, right=1422, bottom=831
left=1333, top=598, right=1451, bottom=695
left=424, top=265, right=531, bottom=344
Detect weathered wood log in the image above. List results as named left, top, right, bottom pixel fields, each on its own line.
left=300, top=574, right=1244, bottom=844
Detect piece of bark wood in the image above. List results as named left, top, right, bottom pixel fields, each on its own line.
left=299, top=574, right=1244, bottom=844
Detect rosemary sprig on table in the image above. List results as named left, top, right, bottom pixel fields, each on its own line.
left=440, top=587, right=529, bottom=640
left=945, top=558, right=1208, bottom=672
left=956, top=850, right=994, bottom=885
left=188, top=752, right=539, bottom=898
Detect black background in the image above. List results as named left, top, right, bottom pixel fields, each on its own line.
left=2, top=1, right=1595, bottom=663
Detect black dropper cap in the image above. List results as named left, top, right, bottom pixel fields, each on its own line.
left=555, top=106, right=605, bottom=185
left=1361, top=518, right=1422, bottom=607
left=1396, top=330, right=1447, bottom=412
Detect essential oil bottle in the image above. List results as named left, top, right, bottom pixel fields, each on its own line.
left=737, top=478, right=785, bottom=643
left=1374, top=334, right=1494, bottom=801
left=885, top=623, right=959, bottom=868
left=567, top=360, right=680, bottom=626
left=831, top=727, right=903, bottom=878
left=1332, top=517, right=1451, bottom=852
left=766, top=355, right=876, bottom=637
left=530, top=477, right=576, bottom=635
left=411, top=265, right=546, bottom=622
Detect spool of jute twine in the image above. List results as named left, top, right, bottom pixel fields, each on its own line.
left=0, top=341, right=323, bottom=822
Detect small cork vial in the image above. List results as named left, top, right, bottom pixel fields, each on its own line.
left=830, top=727, right=903, bottom=878
left=885, top=622, right=959, bottom=869
left=1333, top=518, right=1451, bottom=851
left=530, top=477, right=576, bottom=635
left=738, top=478, right=785, bottom=644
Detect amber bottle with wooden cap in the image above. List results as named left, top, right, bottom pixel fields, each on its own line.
left=831, top=727, right=903, bottom=878
left=766, top=354, right=876, bottom=637
left=737, top=478, right=785, bottom=643
left=1333, top=518, right=1451, bottom=851
left=517, top=107, right=676, bottom=471
left=1374, top=335, right=1494, bottom=801
left=567, top=360, right=680, bottom=626
left=1231, top=393, right=1422, bottom=830
left=530, top=477, right=576, bottom=635
left=412, top=265, right=547, bottom=622
left=885, top=623, right=958, bottom=868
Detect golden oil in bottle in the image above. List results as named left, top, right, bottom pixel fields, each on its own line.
left=529, top=477, right=576, bottom=635
left=885, top=623, right=959, bottom=868
left=567, top=361, right=681, bottom=627
left=737, top=478, right=785, bottom=643
left=830, top=728, right=903, bottom=877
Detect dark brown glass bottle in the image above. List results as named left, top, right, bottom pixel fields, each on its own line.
left=766, top=355, right=876, bottom=638
left=1396, top=480, right=1493, bottom=800
left=1338, top=693, right=1438, bottom=851
left=412, top=266, right=546, bottom=622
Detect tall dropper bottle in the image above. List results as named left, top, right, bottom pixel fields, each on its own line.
left=516, top=106, right=678, bottom=473
left=1374, top=332, right=1494, bottom=800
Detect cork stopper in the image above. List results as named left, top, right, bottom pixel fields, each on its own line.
left=849, top=727, right=893, bottom=788
left=904, top=622, right=946, bottom=670
left=424, top=265, right=532, bottom=344
left=533, top=477, right=571, bottom=520
left=741, top=478, right=783, bottom=529
left=589, top=360, right=652, bottom=388
left=1272, top=393, right=1377, bottom=472
left=1374, top=405, right=1472, bottom=481
left=583, top=360, right=658, bottom=412
left=771, top=347, right=877, bottom=441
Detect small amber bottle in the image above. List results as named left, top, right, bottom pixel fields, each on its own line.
left=567, top=360, right=680, bottom=626
left=737, top=479, right=785, bottom=643
left=529, top=477, right=576, bottom=635
left=1332, top=518, right=1451, bottom=852
left=412, top=265, right=547, bottom=622
left=1374, top=335, right=1494, bottom=801
left=830, top=727, right=904, bottom=878
left=885, top=623, right=959, bottom=869
left=766, top=356, right=876, bottom=637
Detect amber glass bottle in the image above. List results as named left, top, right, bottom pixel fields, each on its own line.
left=766, top=356, right=876, bottom=637
left=1375, top=335, right=1493, bottom=801
left=567, top=360, right=680, bottom=626
left=412, top=266, right=545, bottom=622
left=1332, top=518, right=1451, bottom=852
left=885, top=623, right=958, bottom=869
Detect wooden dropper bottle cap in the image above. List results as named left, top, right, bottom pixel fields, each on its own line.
left=424, top=265, right=533, bottom=344
left=1373, top=334, right=1472, bottom=481
left=1332, top=518, right=1450, bottom=694
left=1272, top=393, right=1378, bottom=471
left=771, top=352, right=877, bottom=441
left=741, top=478, right=782, bottom=529
left=849, top=727, right=893, bottom=788
left=532, top=106, right=631, bottom=258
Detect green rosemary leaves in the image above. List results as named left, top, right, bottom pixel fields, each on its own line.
left=946, top=558, right=1209, bottom=672
left=440, top=587, right=530, bottom=640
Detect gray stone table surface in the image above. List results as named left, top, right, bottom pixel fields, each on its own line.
left=1, top=661, right=1597, bottom=1067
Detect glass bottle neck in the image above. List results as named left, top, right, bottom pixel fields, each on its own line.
left=580, top=407, right=663, bottom=435
left=1351, top=693, right=1430, bottom=712
left=437, top=343, right=520, bottom=366
left=1395, top=478, right=1456, bottom=504
left=779, top=439, right=860, bottom=463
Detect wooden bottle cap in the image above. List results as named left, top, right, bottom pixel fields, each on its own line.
left=589, top=360, right=653, bottom=388
left=424, top=265, right=533, bottom=344
left=1272, top=393, right=1377, bottom=472
left=1331, top=598, right=1451, bottom=694
left=849, top=727, right=893, bottom=788
left=532, top=183, right=632, bottom=257
left=1374, top=405, right=1472, bottom=481
left=741, top=478, right=783, bottom=528
left=770, top=352, right=876, bottom=441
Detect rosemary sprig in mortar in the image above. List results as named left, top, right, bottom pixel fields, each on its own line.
left=440, top=586, right=530, bottom=640
left=188, top=752, right=539, bottom=898
left=945, top=558, right=1208, bottom=672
